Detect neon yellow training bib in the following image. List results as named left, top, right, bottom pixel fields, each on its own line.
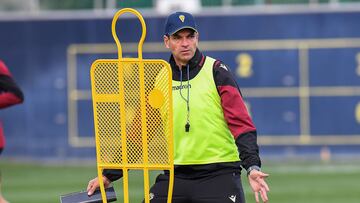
left=172, top=56, right=240, bottom=165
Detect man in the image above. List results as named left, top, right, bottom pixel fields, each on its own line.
left=0, top=60, right=24, bottom=203
left=87, top=11, right=269, bottom=203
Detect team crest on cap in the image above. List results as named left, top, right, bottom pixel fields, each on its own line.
left=179, top=15, right=185, bottom=22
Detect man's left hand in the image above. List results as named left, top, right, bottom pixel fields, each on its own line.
left=248, top=170, right=270, bottom=203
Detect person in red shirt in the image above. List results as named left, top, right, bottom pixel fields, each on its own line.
left=0, top=60, right=24, bottom=203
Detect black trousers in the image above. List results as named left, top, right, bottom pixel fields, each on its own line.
left=144, top=171, right=245, bottom=203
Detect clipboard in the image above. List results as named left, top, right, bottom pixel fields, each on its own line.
left=60, top=186, right=117, bottom=203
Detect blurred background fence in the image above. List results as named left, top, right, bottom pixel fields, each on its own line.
left=1, top=0, right=360, bottom=161
left=3, top=0, right=360, bottom=11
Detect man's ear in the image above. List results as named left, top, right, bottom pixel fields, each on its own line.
left=195, top=32, right=199, bottom=47
left=163, top=35, right=170, bottom=49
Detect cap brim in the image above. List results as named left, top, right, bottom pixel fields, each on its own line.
left=168, top=26, right=198, bottom=36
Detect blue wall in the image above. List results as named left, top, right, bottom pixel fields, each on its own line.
left=1, top=11, right=360, bottom=159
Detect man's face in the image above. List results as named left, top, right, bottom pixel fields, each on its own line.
left=164, top=29, right=198, bottom=66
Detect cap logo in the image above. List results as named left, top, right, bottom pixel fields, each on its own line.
left=179, top=15, right=185, bottom=22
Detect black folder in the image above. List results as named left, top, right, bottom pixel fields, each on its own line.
left=60, top=186, right=117, bottom=203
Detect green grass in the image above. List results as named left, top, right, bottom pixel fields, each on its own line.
left=1, top=159, right=360, bottom=203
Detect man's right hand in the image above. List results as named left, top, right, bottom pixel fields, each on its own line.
left=87, top=176, right=111, bottom=196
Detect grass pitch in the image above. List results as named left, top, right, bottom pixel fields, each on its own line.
left=1, top=159, right=360, bottom=203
